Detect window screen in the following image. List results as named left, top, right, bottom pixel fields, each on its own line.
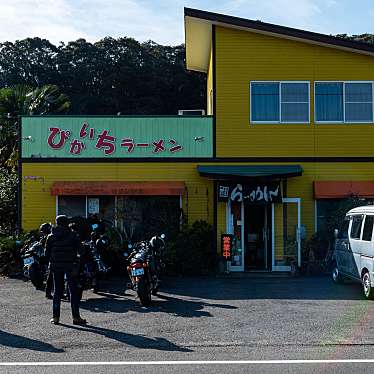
left=345, top=83, right=373, bottom=122
left=280, top=83, right=309, bottom=122
left=362, top=215, right=374, bottom=242
left=350, top=215, right=363, bottom=239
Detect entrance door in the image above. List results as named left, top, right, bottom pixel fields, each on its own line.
left=227, top=200, right=244, bottom=272
left=244, top=204, right=271, bottom=271
left=272, top=198, right=301, bottom=271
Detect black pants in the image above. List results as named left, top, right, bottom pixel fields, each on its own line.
left=45, top=269, right=53, bottom=296
left=52, top=269, right=80, bottom=319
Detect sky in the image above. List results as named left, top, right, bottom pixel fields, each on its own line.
left=0, top=0, right=373, bottom=46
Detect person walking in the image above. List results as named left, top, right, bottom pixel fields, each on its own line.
left=45, top=215, right=87, bottom=326
left=39, top=223, right=53, bottom=299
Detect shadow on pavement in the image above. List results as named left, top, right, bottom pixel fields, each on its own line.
left=0, top=329, right=64, bottom=353
left=153, top=276, right=365, bottom=301
left=154, top=294, right=237, bottom=317
left=58, top=323, right=192, bottom=352
left=79, top=290, right=237, bottom=318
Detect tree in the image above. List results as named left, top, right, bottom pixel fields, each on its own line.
left=0, top=84, right=71, bottom=170
left=0, top=37, right=206, bottom=115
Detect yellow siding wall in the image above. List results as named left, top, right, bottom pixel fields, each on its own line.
left=215, top=26, right=374, bottom=157
left=207, top=49, right=213, bottom=115
left=21, top=163, right=213, bottom=231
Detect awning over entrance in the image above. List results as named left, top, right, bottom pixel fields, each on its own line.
left=50, top=181, right=186, bottom=196
left=197, top=165, right=303, bottom=179
left=314, top=181, right=374, bottom=199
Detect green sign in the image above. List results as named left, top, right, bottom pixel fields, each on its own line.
left=21, top=116, right=213, bottom=158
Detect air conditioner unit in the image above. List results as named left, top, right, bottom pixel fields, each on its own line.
left=178, top=109, right=205, bottom=116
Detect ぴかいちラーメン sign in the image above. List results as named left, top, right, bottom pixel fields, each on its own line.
left=21, top=116, right=213, bottom=158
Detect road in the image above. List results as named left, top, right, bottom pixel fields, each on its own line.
left=1, top=274, right=374, bottom=373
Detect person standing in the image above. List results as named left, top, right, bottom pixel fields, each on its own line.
left=45, top=215, right=87, bottom=325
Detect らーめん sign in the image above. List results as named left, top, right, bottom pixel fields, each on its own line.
left=218, top=183, right=282, bottom=204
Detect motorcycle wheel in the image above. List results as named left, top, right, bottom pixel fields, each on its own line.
left=29, top=263, right=44, bottom=289
left=137, top=278, right=151, bottom=306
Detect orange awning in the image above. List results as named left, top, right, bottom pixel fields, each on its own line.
left=51, top=181, right=185, bottom=196
left=314, top=181, right=374, bottom=199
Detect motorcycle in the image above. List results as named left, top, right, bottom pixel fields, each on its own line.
left=21, top=240, right=48, bottom=289
left=76, top=229, right=111, bottom=300
left=125, top=234, right=165, bottom=306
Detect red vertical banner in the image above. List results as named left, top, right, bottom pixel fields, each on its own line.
left=221, top=234, right=233, bottom=260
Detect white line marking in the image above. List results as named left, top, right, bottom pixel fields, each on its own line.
left=1, top=360, right=374, bottom=366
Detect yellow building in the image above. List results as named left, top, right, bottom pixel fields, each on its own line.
left=185, top=8, right=374, bottom=272
left=20, top=8, right=374, bottom=273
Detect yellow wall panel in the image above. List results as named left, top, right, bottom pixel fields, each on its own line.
left=215, top=26, right=374, bottom=157
left=207, top=49, right=213, bottom=115
left=21, top=163, right=214, bottom=231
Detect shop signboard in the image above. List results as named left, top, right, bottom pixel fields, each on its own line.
left=21, top=116, right=213, bottom=158
left=218, top=182, right=282, bottom=204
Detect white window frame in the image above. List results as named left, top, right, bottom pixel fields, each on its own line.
left=250, top=81, right=310, bottom=124
left=314, top=81, right=374, bottom=124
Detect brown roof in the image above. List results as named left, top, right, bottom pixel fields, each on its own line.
left=185, top=7, right=374, bottom=55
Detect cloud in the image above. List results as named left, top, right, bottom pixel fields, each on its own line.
left=0, top=0, right=369, bottom=46
left=0, top=0, right=191, bottom=45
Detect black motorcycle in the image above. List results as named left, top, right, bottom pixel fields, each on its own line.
left=125, top=234, right=165, bottom=306
left=21, top=240, right=48, bottom=289
left=76, top=231, right=111, bottom=300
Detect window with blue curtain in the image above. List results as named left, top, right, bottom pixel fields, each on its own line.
left=315, top=83, right=343, bottom=122
left=251, top=82, right=309, bottom=123
left=251, top=83, right=279, bottom=122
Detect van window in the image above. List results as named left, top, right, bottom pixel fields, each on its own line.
left=350, top=215, right=363, bottom=239
left=337, top=219, right=349, bottom=239
left=362, top=215, right=374, bottom=242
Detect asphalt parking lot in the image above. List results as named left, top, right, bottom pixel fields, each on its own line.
left=1, top=274, right=374, bottom=373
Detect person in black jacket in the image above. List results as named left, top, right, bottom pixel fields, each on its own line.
left=45, top=215, right=87, bottom=326
left=39, top=223, right=54, bottom=299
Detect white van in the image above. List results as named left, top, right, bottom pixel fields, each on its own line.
left=332, top=205, right=374, bottom=299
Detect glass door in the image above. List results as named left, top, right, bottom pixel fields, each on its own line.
left=227, top=200, right=244, bottom=272
left=272, top=198, right=301, bottom=271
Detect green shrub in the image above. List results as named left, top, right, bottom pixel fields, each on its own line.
left=0, top=168, right=17, bottom=235
left=0, top=232, right=35, bottom=275
left=0, top=236, right=20, bottom=275
left=164, top=220, right=215, bottom=276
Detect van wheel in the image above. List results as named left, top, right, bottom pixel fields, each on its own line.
left=332, top=262, right=344, bottom=284
left=362, top=272, right=374, bottom=300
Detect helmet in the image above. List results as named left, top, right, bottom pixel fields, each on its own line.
left=149, top=234, right=165, bottom=250
left=39, top=222, right=52, bottom=235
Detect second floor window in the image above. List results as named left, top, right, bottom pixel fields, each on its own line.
left=250, top=82, right=309, bottom=123
left=315, top=82, right=374, bottom=123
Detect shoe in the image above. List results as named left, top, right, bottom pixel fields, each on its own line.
left=73, top=317, right=87, bottom=326
left=46, top=294, right=53, bottom=300
left=50, top=317, right=59, bottom=325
